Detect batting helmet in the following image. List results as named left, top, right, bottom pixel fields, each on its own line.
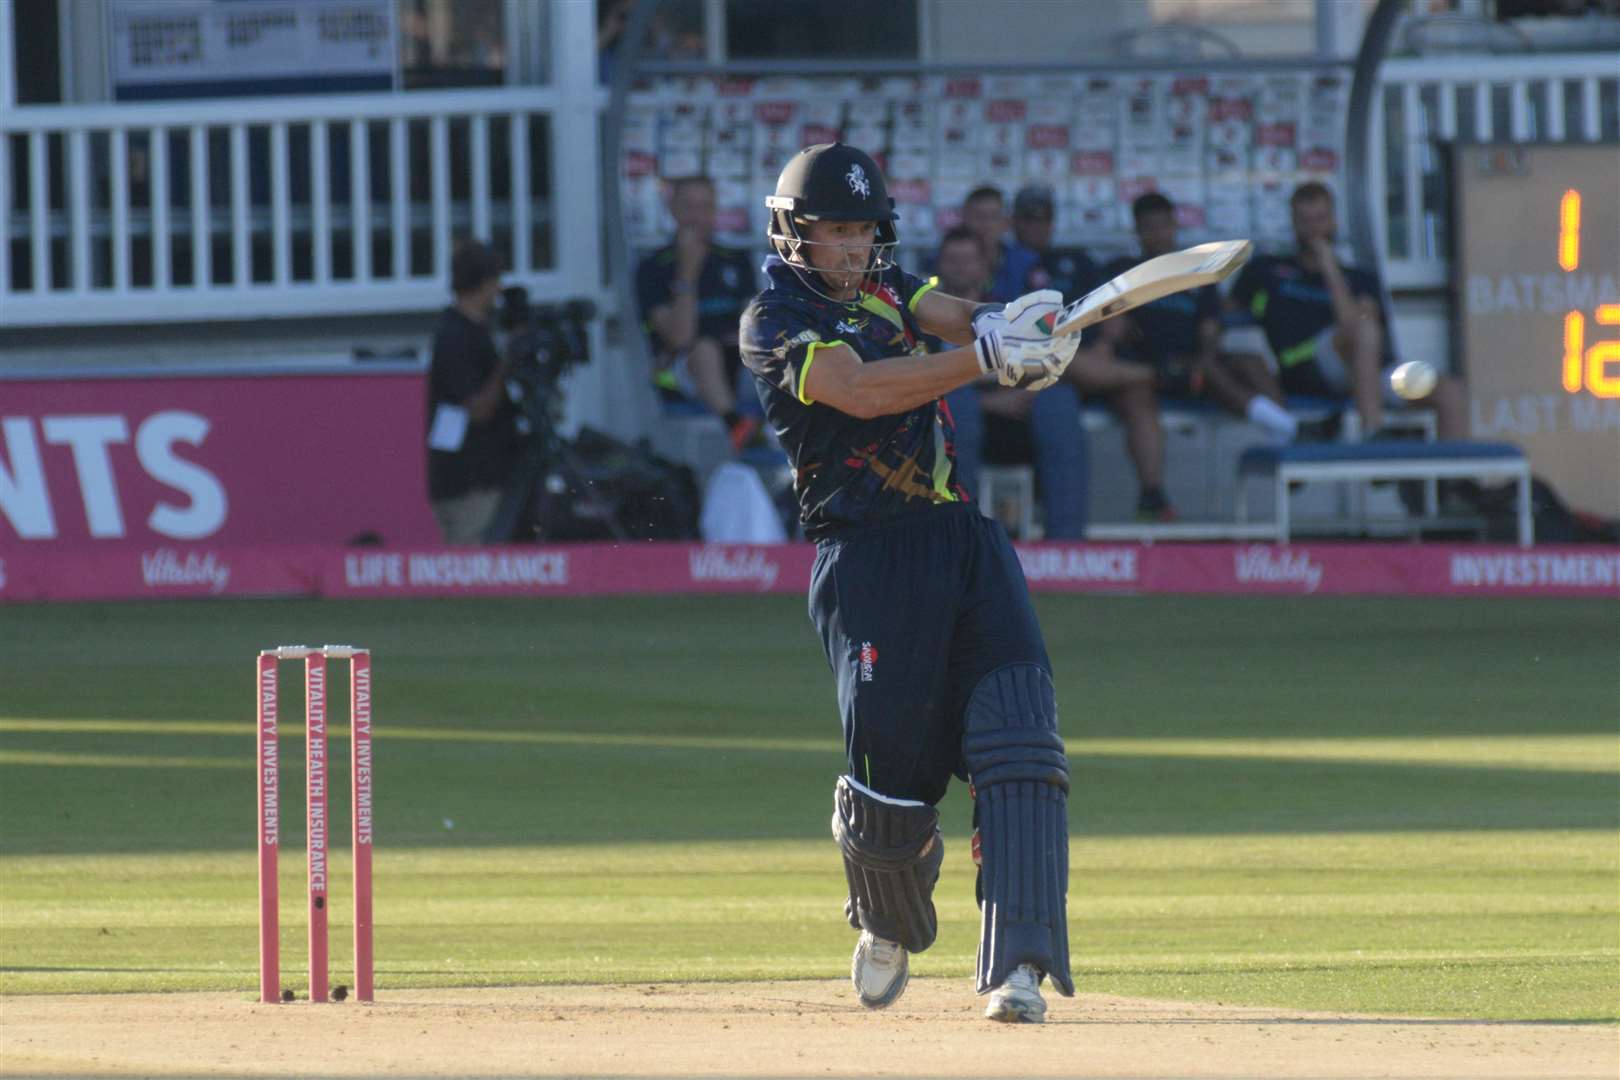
left=765, top=143, right=897, bottom=298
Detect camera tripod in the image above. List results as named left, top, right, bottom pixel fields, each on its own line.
left=482, top=396, right=630, bottom=544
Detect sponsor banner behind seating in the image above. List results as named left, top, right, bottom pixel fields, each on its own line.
left=0, top=545, right=321, bottom=601
left=1, top=543, right=1615, bottom=603
left=0, top=372, right=439, bottom=551
left=329, top=543, right=817, bottom=597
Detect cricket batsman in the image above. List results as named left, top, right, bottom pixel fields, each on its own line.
left=738, top=143, right=1079, bottom=1023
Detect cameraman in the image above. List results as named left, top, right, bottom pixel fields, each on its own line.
left=426, top=240, right=519, bottom=544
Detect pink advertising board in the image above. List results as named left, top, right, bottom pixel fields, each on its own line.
left=1, top=371, right=439, bottom=551
left=1, top=541, right=1614, bottom=604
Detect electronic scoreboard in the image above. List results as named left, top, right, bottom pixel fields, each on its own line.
left=1455, top=143, right=1619, bottom=517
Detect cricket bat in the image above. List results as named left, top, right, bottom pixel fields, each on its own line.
left=1044, top=239, right=1253, bottom=338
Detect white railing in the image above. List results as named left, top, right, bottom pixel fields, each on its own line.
left=6, top=49, right=1614, bottom=328
left=0, top=86, right=603, bottom=326
left=1373, top=53, right=1619, bottom=291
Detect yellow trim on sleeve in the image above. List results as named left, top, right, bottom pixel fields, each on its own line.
left=799, top=339, right=846, bottom=405
left=908, top=279, right=938, bottom=312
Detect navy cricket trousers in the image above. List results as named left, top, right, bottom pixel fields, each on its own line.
left=808, top=503, right=1051, bottom=807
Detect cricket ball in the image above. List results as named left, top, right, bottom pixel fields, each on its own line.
left=1389, top=360, right=1438, bottom=401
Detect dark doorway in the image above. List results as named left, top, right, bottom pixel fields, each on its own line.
left=14, top=0, right=62, bottom=104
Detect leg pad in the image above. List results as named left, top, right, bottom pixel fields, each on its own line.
left=963, top=663, right=1074, bottom=996
left=832, top=776, right=944, bottom=953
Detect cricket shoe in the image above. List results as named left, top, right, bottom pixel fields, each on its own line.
left=1135, top=488, right=1178, bottom=523
left=984, top=963, right=1047, bottom=1024
left=851, top=931, right=908, bottom=1009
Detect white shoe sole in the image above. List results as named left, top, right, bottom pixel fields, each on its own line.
left=984, top=992, right=1047, bottom=1023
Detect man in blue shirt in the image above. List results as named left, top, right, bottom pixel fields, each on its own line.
left=959, top=185, right=1039, bottom=304
left=931, top=226, right=1089, bottom=537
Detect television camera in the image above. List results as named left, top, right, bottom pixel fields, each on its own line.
left=482, top=286, right=697, bottom=543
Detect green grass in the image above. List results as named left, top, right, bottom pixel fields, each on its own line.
left=1, top=595, right=1616, bottom=1020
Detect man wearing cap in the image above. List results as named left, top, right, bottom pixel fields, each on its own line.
left=1008, top=186, right=1096, bottom=302
left=1009, top=185, right=1176, bottom=522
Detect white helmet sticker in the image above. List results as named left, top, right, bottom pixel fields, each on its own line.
left=846, top=163, right=870, bottom=198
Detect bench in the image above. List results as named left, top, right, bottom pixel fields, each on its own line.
left=987, top=399, right=1437, bottom=539
left=1080, top=397, right=1410, bottom=527
left=1236, top=441, right=1533, bottom=546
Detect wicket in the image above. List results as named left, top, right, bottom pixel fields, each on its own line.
left=257, top=644, right=374, bottom=1004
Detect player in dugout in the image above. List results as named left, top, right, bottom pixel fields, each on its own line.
left=739, top=143, right=1079, bottom=1023
left=1227, top=181, right=1468, bottom=440
left=636, top=175, right=763, bottom=452
left=1098, top=191, right=1340, bottom=446
left=1007, top=184, right=1178, bottom=520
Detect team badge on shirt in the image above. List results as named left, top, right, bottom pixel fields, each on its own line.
left=772, top=328, right=821, bottom=360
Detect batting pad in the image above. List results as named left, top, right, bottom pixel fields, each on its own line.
left=832, top=775, right=945, bottom=953
left=963, top=663, right=1074, bottom=997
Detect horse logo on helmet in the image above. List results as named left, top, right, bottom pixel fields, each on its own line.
left=846, top=163, right=870, bottom=198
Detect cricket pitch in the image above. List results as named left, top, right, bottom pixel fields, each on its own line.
left=4, top=980, right=1614, bottom=1079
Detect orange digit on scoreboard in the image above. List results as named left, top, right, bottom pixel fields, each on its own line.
left=1556, top=188, right=1618, bottom=399
left=1591, top=304, right=1620, bottom=398
left=1563, top=311, right=1583, bottom=394
left=1557, top=188, right=1580, bottom=273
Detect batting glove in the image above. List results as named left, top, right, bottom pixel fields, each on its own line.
left=974, top=330, right=1079, bottom=391
left=970, top=289, right=1063, bottom=340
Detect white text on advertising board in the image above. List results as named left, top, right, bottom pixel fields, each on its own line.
left=1450, top=553, right=1619, bottom=589
left=1, top=413, right=226, bottom=541
left=1016, top=547, right=1138, bottom=583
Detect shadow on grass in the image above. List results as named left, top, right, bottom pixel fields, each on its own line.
left=0, top=966, right=251, bottom=974
left=3, top=731, right=1615, bottom=854
left=2, top=596, right=1617, bottom=742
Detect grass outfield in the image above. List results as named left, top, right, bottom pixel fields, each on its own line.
left=0, top=595, right=1615, bottom=1020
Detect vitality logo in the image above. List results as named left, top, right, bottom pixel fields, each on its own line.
left=858, top=641, right=878, bottom=683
